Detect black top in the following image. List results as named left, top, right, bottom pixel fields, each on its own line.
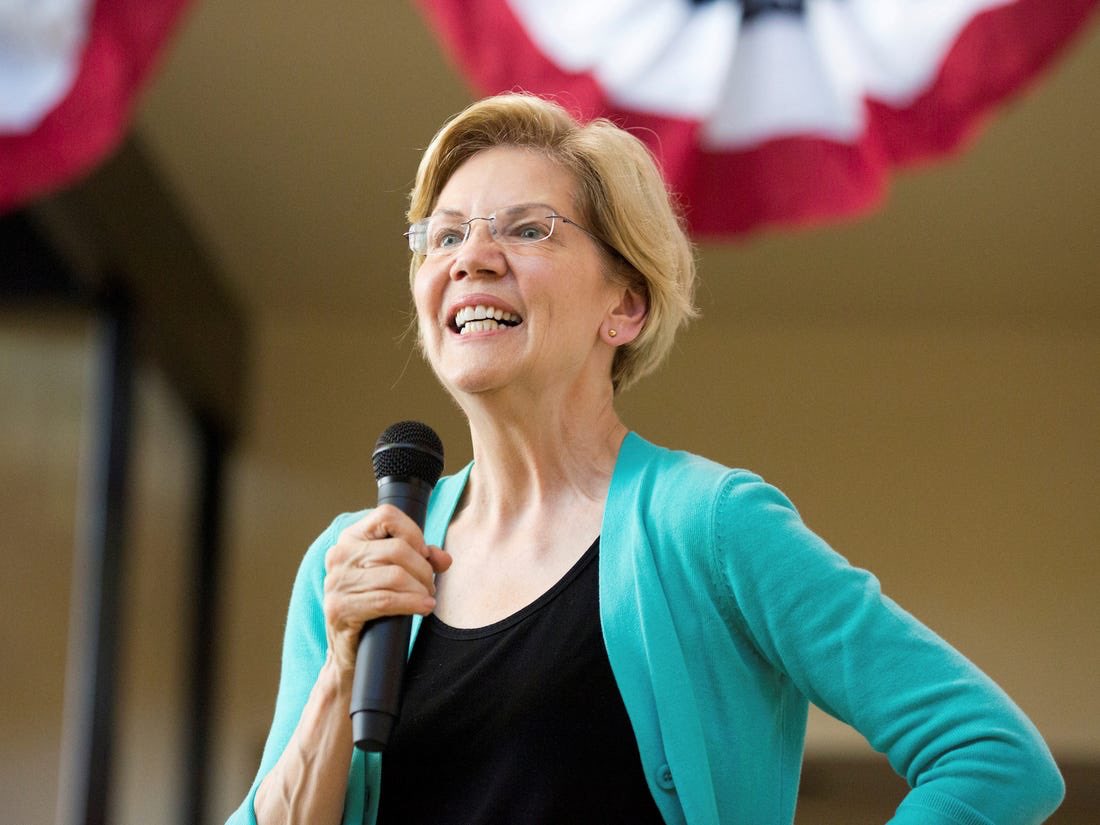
left=376, top=538, right=666, bottom=824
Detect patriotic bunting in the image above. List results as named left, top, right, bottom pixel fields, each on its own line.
left=416, top=0, right=1100, bottom=238
left=0, top=0, right=191, bottom=214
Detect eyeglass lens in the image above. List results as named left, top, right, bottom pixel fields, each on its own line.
left=412, top=206, right=559, bottom=255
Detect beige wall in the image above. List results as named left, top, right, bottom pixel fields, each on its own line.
left=0, top=312, right=198, bottom=824
left=1, top=315, right=86, bottom=825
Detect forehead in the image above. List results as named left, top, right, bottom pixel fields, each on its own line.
left=435, top=146, right=578, bottom=214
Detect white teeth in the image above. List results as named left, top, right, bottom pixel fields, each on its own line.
left=460, top=319, right=502, bottom=335
left=454, top=304, right=519, bottom=332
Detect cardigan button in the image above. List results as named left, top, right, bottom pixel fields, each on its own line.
left=655, top=763, right=675, bottom=791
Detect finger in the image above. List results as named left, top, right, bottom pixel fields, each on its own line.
left=373, top=542, right=440, bottom=594
left=331, top=538, right=438, bottom=596
left=324, top=587, right=436, bottom=669
left=329, top=509, right=426, bottom=573
left=356, top=585, right=437, bottom=618
left=329, top=573, right=437, bottom=624
left=357, top=504, right=429, bottom=549
left=426, top=545, right=453, bottom=574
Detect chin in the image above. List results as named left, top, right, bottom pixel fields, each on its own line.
left=435, top=360, right=517, bottom=397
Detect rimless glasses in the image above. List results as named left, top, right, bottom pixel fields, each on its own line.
left=405, top=203, right=606, bottom=256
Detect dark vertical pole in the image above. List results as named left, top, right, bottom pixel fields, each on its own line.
left=57, top=290, right=134, bottom=825
left=183, top=416, right=227, bottom=825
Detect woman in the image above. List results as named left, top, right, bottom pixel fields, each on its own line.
left=229, top=94, right=1064, bottom=824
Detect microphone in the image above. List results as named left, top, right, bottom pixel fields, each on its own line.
left=350, top=420, right=445, bottom=752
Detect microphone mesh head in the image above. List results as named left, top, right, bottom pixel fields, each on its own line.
left=372, top=420, right=444, bottom=484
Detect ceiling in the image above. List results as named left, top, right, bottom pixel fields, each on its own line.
left=133, top=3, right=1100, bottom=327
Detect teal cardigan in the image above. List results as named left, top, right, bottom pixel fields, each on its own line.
left=229, top=433, right=1064, bottom=825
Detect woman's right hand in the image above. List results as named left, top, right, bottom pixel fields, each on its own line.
left=254, top=505, right=450, bottom=825
left=322, top=504, right=453, bottom=673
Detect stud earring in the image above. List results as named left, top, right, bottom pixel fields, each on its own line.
left=608, top=328, right=618, bottom=338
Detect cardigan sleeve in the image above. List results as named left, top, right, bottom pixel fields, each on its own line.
left=225, top=512, right=369, bottom=825
left=712, top=471, right=1064, bottom=825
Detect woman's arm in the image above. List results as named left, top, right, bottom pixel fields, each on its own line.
left=716, top=473, right=1064, bottom=825
left=252, top=658, right=355, bottom=825
left=226, top=506, right=450, bottom=825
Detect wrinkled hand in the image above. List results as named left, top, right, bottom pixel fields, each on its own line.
left=323, top=505, right=452, bottom=673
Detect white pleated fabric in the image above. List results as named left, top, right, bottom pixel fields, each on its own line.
left=0, top=0, right=93, bottom=132
left=508, top=0, right=1014, bottom=146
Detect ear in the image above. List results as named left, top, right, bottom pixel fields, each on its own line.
left=603, top=285, right=647, bottom=345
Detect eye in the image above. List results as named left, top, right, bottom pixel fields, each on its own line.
left=429, top=223, right=465, bottom=251
left=506, top=219, right=552, bottom=243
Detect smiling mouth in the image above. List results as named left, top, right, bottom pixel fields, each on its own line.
left=452, top=304, right=522, bottom=335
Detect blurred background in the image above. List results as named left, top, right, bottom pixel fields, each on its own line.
left=1, top=2, right=1097, bottom=823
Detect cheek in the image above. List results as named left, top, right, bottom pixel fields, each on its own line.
left=413, top=305, right=437, bottom=356
left=411, top=265, right=438, bottom=320
left=411, top=268, right=448, bottom=356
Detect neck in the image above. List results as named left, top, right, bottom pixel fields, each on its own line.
left=456, top=378, right=627, bottom=521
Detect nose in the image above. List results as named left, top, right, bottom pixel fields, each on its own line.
left=449, top=218, right=505, bottom=280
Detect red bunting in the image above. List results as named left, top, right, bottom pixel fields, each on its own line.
left=416, top=0, right=1100, bottom=238
left=0, top=0, right=192, bottom=214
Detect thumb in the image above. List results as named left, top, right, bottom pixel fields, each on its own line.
left=426, top=545, right=453, bottom=573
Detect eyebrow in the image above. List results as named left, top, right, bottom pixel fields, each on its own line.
left=428, top=202, right=559, bottom=219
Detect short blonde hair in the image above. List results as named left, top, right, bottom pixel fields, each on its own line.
left=408, top=93, right=698, bottom=393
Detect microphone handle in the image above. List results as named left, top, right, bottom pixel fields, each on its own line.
left=350, top=479, right=433, bottom=751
